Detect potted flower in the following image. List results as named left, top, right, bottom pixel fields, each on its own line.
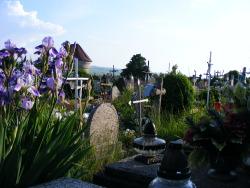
left=184, top=82, right=250, bottom=182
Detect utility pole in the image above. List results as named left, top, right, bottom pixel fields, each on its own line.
left=206, top=51, right=212, bottom=108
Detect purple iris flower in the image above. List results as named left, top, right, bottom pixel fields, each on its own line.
left=42, top=37, right=54, bottom=48
left=4, top=39, right=16, bottom=51
left=60, top=90, right=65, bottom=98
left=62, top=41, right=70, bottom=47
left=55, top=58, right=63, bottom=69
left=47, top=77, right=55, bottom=89
left=33, top=59, right=41, bottom=64
left=23, top=61, right=37, bottom=74
left=22, top=99, right=34, bottom=110
left=57, top=47, right=67, bottom=57
left=14, top=83, right=22, bottom=91
left=27, top=86, right=41, bottom=97
left=52, top=47, right=58, bottom=55
left=0, top=49, right=10, bottom=58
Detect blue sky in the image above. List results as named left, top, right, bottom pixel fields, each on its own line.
left=1, top=0, right=250, bottom=77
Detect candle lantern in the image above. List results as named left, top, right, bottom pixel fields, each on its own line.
left=149, top=141, right=196, bottom=187
left=214, top=98, right=221, bottom=112
left=133, top=120, right=166, bottom=164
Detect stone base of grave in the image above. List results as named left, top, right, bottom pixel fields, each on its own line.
left=30, top=177, right=104, bottom=188
left=93, top=155, right=159, bottom=188
left=93, top=155, right=250, bottom=188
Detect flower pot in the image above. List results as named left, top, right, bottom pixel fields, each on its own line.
left=207, top=145, right=241, bottom=182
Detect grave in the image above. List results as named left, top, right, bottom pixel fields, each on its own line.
left=93, top=155, right=250, bottom=188
left=30, top=177, right=104, bottom=188
left=85, top=103, right=120, bottom=156
left=111, top=86, right=120, bottom=102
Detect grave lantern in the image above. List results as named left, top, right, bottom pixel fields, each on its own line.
left=214, top=98, right=221, bottom=113
left=133, top=120, right=166, bottom=164
left=149, top=141, right=195, bottom=188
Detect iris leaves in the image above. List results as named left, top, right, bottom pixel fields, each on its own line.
left=0, top=103, right=91, bottom=188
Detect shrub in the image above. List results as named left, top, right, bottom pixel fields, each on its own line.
left=112, top=88, right=136, bottom=127
left=197, top=87, right=220, bottom=108
left=161, top=73, right=194, bottom=115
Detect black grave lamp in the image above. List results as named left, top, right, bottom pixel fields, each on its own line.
left=149, top=141, right=195, bottom=187
left=133, top=120, right=166, bottom=164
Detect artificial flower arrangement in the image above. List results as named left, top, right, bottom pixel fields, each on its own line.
left=0, top=37, right=91, bottom=188
left=184, top=82, right=250, bottom=169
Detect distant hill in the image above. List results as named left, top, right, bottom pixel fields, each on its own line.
left=89, top=65, right=122, bottom=76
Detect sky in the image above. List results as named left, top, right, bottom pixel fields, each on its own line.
left=1, top=0, right=250, bottom=77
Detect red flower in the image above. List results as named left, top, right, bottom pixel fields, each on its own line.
left=184, top=129, right=196, bottom=146
left=224, top=113, right=247, bottom=139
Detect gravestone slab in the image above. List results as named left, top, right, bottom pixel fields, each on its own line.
left=85, top=103, right=119, bottom=151
left=30, top=177, right=104, bottom=188
left=93, top=155, right=250, bottom=188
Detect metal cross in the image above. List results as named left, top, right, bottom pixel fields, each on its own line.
left=66, top=58, right=88, bottom=109
left=128, top=78, right=148, bottom=136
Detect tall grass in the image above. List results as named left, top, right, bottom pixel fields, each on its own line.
left=149, top=107, right=206, bottom=142
left=68, top=142, right=127, bottom=183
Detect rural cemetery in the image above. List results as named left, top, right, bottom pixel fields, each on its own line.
left=1, top=37, right=250, bottom=188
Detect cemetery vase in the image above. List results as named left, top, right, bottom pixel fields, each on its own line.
left=207, top=144, right=241, bottom=182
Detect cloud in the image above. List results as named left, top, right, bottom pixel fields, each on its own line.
left=0, top=1, right=65, bottom=48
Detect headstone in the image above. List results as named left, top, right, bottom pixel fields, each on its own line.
left=111, top=86, right=120, bottom=102
left=85, top=103, right=119, bottom=155
left=94, top=80, right=101, bottom=93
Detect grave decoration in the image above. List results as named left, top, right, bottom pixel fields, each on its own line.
left=184, top=82, right=250, bottom=182
left=133, top=120, right=166, bottom=165
left=149, top=141, right=195, bottom=188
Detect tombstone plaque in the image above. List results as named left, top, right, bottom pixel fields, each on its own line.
left=85, top=103, right=119, bottom=155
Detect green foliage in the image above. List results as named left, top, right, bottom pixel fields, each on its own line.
left=68, top=142, right=124, bottom=183
left=197, top=87, right=220, bottom=108
left=112, top=88, right=135, bottom=126
left=149, top=110, right=189, bottom=142
left=119, top=129, right=136, bottom=149
left=113, top=77, right=126, bottom=92
left=121, top=54, right=148, bottom=81
left=0, top=102, right=92, bottom=188
left=161, top=73, right=195, bottom=115
left=78, top=68, right=90, bottom=78
left=224, top=70, right=239, bottom=85
left=210, top=77, right=223, bottom=86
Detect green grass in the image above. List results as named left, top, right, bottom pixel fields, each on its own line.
left=68, top=142, right=130, bottom=183
left=149, top=107, right=206, bottom=143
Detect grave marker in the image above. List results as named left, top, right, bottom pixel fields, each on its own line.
left=85, top=103, right=119, bottom=155
left=128, top=79, right=148, bottom=136
left=111, top=86, right=120, bottom=102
